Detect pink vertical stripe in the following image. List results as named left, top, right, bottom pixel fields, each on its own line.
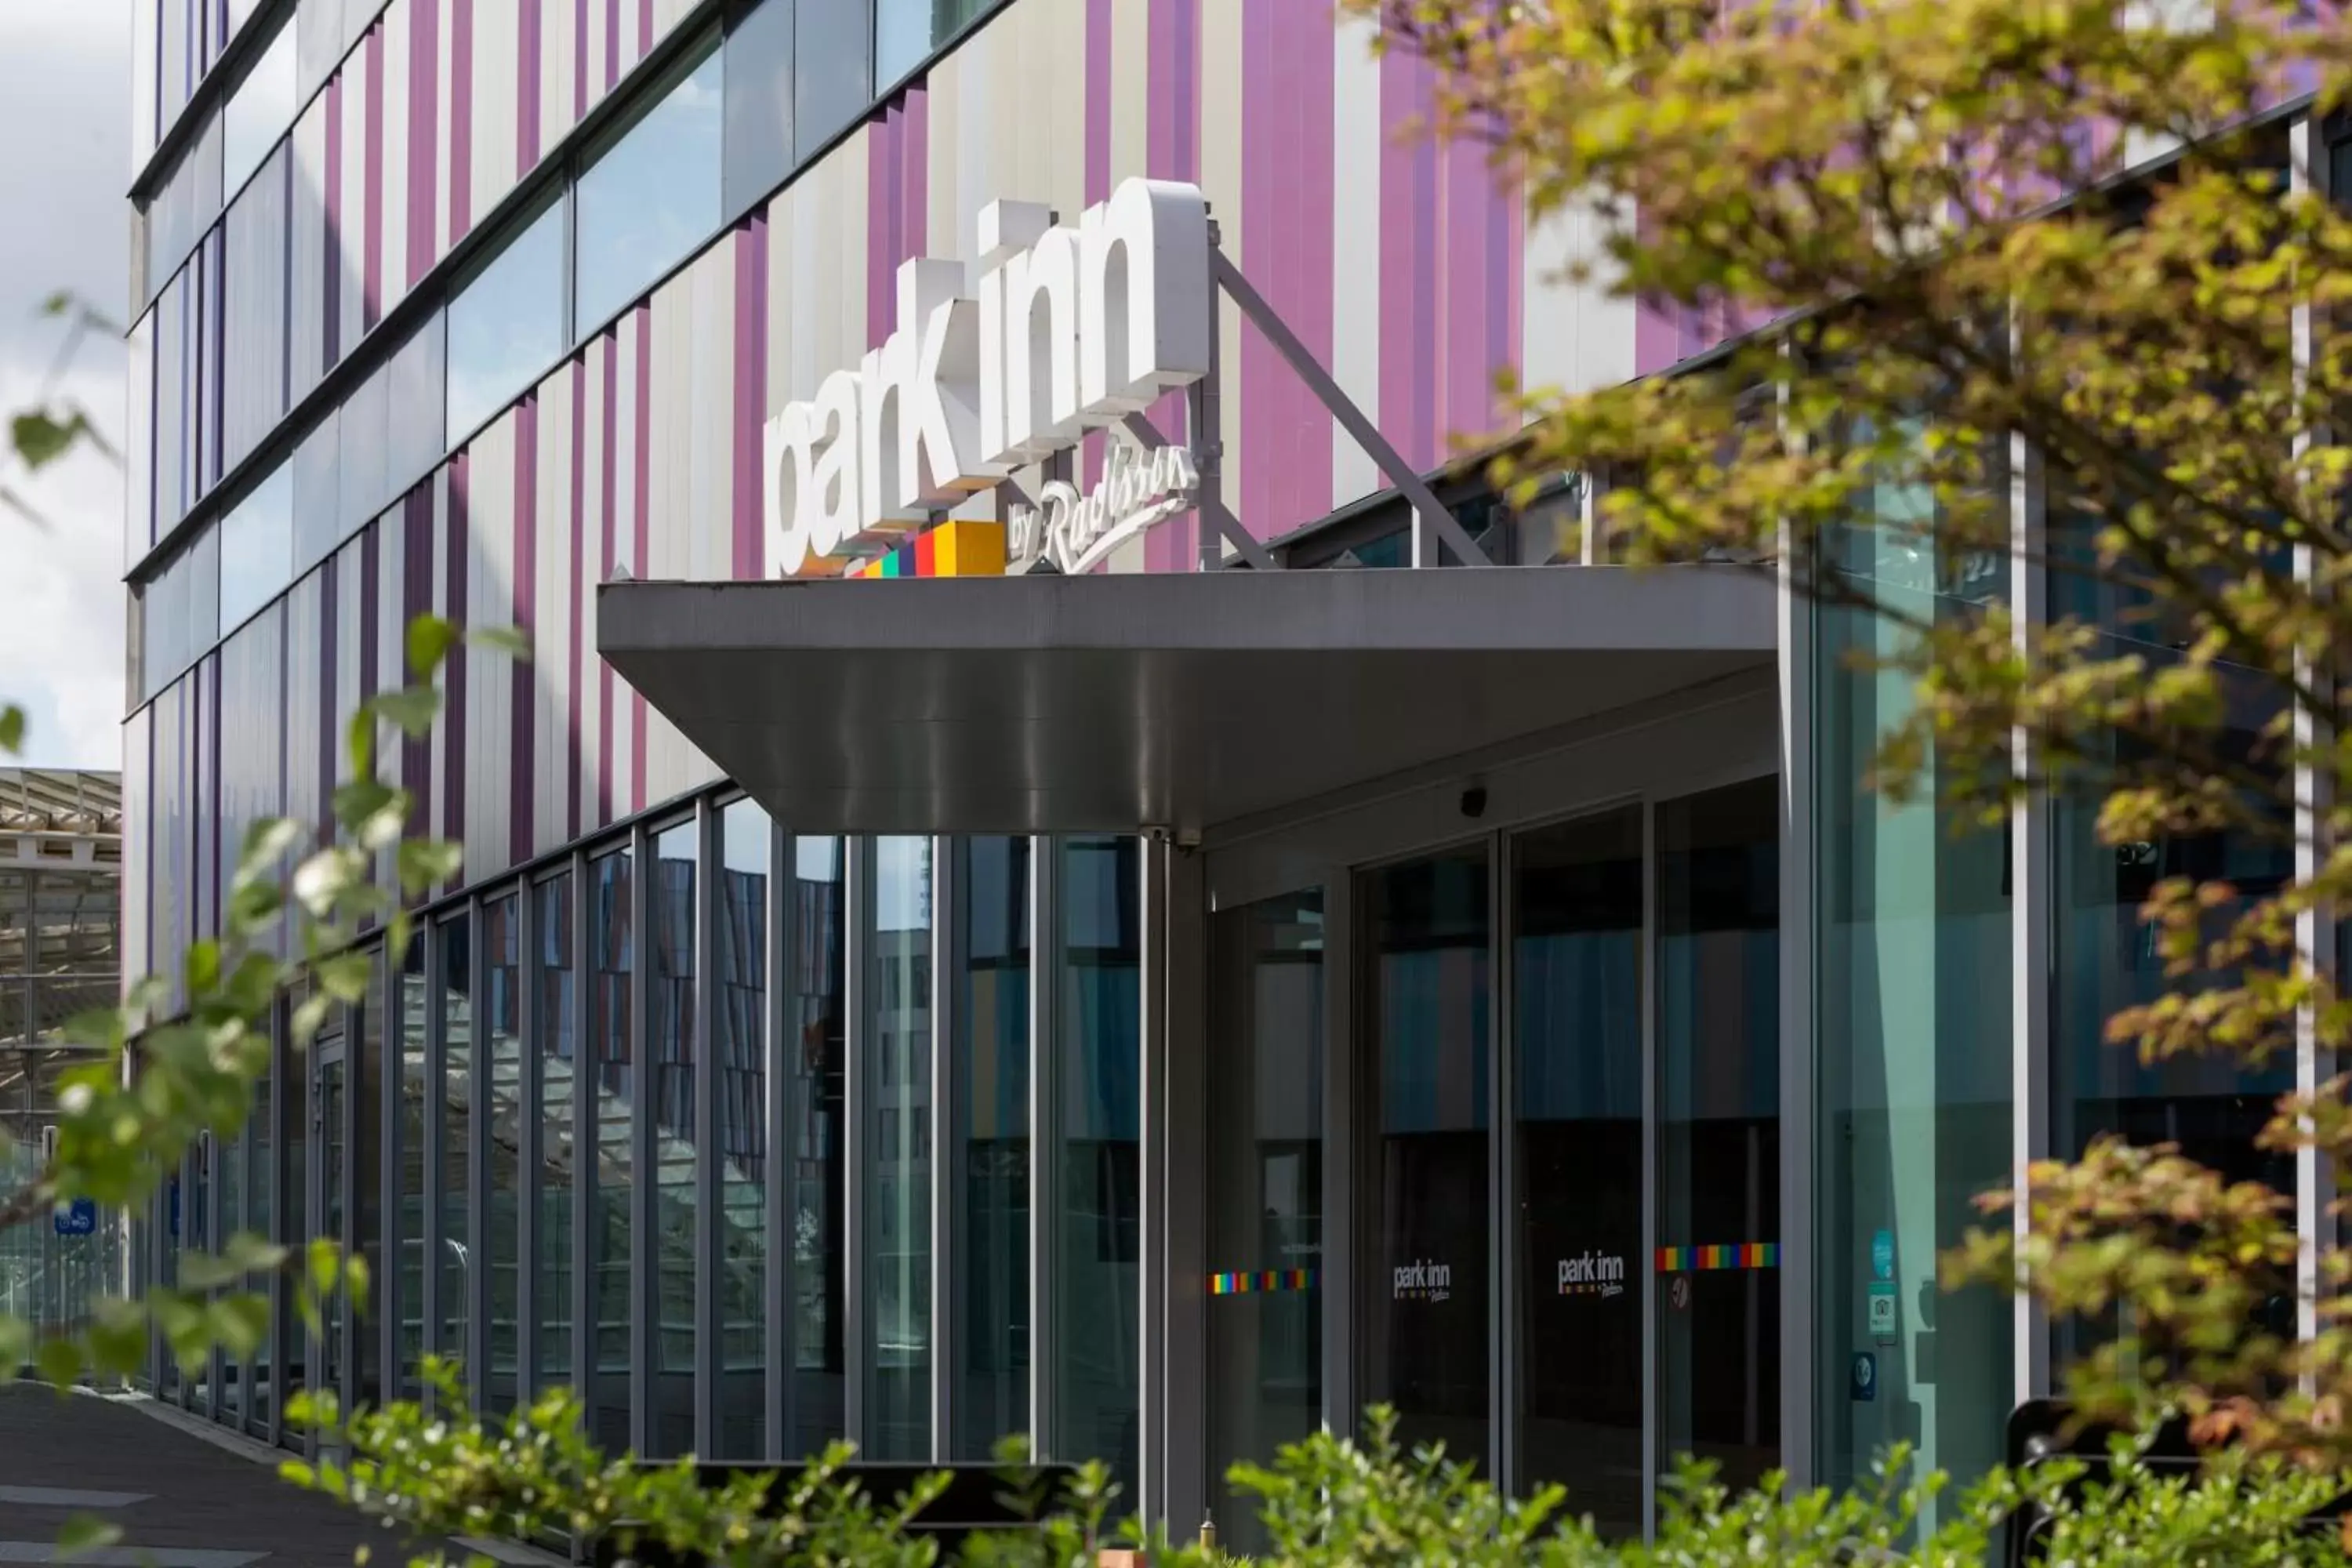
left=1240, top=1, right=1334, bottom=542
left=519, top=0, right=543, bottom=174
left=632, top=304, right=651, bottom=813
left=408, top=0, right=438, bottom=289
left=324, top=75, right=343, bottom=372
left=731, top=217, right=768, bottom=580
left=1085, top=0, right=1112, bottom=205
left=1379, top=44, right=1439, bottom=474
left=605, top=0, right=621, bottom=92
left=1144, top=0, right=1199, bottom=573
left=510, top=404, right=538, bottom=859
left=363, top=27, right=384, bottom=335
left=445, top=457, right=469, bottom=866
left=1441, top=131, right=1486, bottom=451
left=451, top=0, right=474, bottom=238
left=568, top=358, right=586, bottom=843
left=402, top=488, right=431, bottom=879
left=598, top=331, right=617, bottom=826
left=637, top=0, right=652, bottom=59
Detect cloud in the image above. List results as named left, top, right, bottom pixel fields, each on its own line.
left=0, top=5, right=129, bottom=774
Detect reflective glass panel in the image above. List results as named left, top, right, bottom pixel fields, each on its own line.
left=219, top=459, right=293, bottom=635
left=865, top=835, right=931, bottom=1459
left=953, top=836, right=1029, bottom=1457
left=649, top=820, right=698, bottom=1457
left=588, top=848, right=635, bottom=1450
left=439, top=915, right=474, bottom=1381
left=874, top=0, right=987, bottom=86
left=1361, top=848, right=1489, bottom=1471
left=446, top=194, right=568, bottom=443
left=396, top=938, right=427, bottom=1402
left=716, top=800, right=771, bottom=1458
left=485, top=894, right=522, bottom=1414
left=535, top=874, right=577, bottom=1398
left=574, top=36, right=723, bottom=339
left=790, top=837, right=848, bottom=1455
left=223, top=16, right=296, bottom=197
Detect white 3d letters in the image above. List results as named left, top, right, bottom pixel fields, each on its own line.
left=764, top=178, right=1214, bottom=576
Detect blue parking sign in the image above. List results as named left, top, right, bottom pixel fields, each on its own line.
left=53, top=1198, right=96, bottom=1238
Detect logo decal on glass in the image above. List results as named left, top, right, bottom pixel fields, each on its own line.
left=1557, top=1250, right=1628, bottom=1298
left=1392, top=1258, right=1452, bottom=1302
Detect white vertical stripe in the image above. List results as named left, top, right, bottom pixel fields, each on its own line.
left=543, top=0, right=578, bottom=170
left=1330, top=12, right=1382, bottom=510
left=381, top=0, right=412, bottom=313
left=531, top=379, right=571, bottom=857
left=472, top=0, right=519, bottom=219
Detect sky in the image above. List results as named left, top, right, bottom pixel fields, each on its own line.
left=0, top=2, right=130, bottom=771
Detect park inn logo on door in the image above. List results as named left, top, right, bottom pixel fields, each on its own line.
left=1559, top=1250, right=1628, bottom=1298
left=1392, top=1258, right=1453, bottom=1303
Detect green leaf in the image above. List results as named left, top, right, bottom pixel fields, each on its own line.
left=0, top=1316, right=32, bottom=1374
left=345, top=708, right=373, bottom=777
left=84, top=1300, right=148, bottom=1377
left=34, top=1335, right=82, bottom=1388
left=369, top=684, right=442, bottom=739
left=208, top=1293, right=269, bottom=1359
left=406, top=613, right=461, bottom=678
left=0, top=704, right=22, bottom=754
left=468, top=623, right=532, bottom=661
left=236, top=816, right=303, bottom=883
left=56, top=1515, right=123, bottom=1561
left=11, top=408, right=78, bottom=470
left=332, top=777, right=397, bottom=834
left=397, top=839, right=463, bottom=895
left=315, top=950, right=372, bottom=1006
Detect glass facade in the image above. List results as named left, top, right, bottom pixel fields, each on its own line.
left=865, top=835, right=933, bottom=1461
left=650, top=820, right=698, bottom=1457
left=586, top=848, right=634, bottom=1451
left=717, top=801, right=772, bottom=1457
left=953, top=837, right=1030, bottom=1458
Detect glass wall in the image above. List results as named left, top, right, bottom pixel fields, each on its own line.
left=1513, top=810, right=1642, bottom=1536
left=587, top=848, right=634, bottom=1450
left=1814, top=473, right=2013, bottom=1511
left=484, top=894, right=522, bottom=1414
left=1360, top=848, right=1490, bottom=1472
left=1057, top=837, right=1142, bottom=1487
left=394, top=938, right=427, bottom=1402
left=534, top=873, right=576, bottom=1403
left=445, top=194, right=568, bottom=444
left=953, top=837, right=1029, bottom=1458
left=792, top=837, right=848, bottom=1454
left=649, top=820, right=698, bottom=1457
left=1204, top=889, right=1324, bottom=1554
left=875, top=0, right=989, bottom=86
left=437, top=914, right=474, bottom=1386
left=1655, top=779, right=1780, bottom=1503
left=865, top=836, right=932, bottom=1460
left=716, top=801, right=771, bottom=1457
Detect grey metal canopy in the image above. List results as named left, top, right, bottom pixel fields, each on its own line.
left=595, top=565, right=1777, bottom=837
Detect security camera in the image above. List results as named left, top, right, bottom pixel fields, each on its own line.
left=1460, top=785, right=1488, bottom=820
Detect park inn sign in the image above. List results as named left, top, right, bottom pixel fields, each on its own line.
left=764, top=177, right=1215, bottom=575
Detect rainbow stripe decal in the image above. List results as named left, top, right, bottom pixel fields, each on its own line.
left=1654, top=1243, right=1780, bottom=1272
left=1209, top=1269, right=1320, bottom=1296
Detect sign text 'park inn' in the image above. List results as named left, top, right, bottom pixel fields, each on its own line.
left=764, top=178, right=1214, bottom=575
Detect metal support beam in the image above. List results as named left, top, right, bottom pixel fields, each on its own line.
left=843, top=837, right=870, bottom=1450
left=1774, top=356, right=1819, bottom=1486
left=694, top=798, right=722, bottom=1457
left=2009, top=400, right=2053, bottom=1406
left=1028, top=837, right=1060, bottom=1462
left=930, top=836, right=957, bottom=1462
left=630, top=822, right=656, bottom=1458
left=1137, top=837, right=1171, bottom=1524
left=764, top=826, right=796, bottom=1463
left=1488, top=830, right=1515, bottom=1490
left=1117, top=412, right=1278, bottom=573
left=1208, top=248, right=1494, bottom=568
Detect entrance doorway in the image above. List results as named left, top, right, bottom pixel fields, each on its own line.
left=1328, top=773, right=1780, bottom=1536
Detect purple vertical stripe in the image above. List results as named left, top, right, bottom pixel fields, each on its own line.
left=867, top=103, right=899, bottom=345
left=731, top=218, right=768, bottom=580
left=445, top=457, right=469, bottom=866
left=408, top=0, right=438, bottom=289
left=318, top=556, right=338, bottom=845
left=324, top=75, right=343, bottom=372
left=567, top=359, right=585, bottom=843
left=637, top=0, right=652, bottom=59
left=1442, top=132, right=1485, bottom=449
left=363, top=26, right=384, bottom=334
left=605, top=0, right=621, bottom=91
left=1085, top=0, right=1112, bottom=205
left=598, top=330, right=618, bottom=826
left=1493, top=174, right=1521, bottom=437
left=1144, top=0, right=1199, bottom=572
left=519, top=0, right=543, bottom=174
left=510, top=408, right=538, bottom=860
left=451, top=0, right=474, bottom=238
left=360, top=525, right=381, bottom=715
left=632, top=303, right=651, bottom=814
left=904, top=87, right=928, bottom=260
left=402, top=488, right=432, bottom=886
left=1379, top=44, right=1439, bottom=474
left=1240, top=1, right=1334, bottom=542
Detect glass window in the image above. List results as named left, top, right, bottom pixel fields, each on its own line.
left=790, top=837, right=848, bottom=1457
left=223, top=143, right=289, bottom=472
left=296, top=0, right=373, bottom=100
left=588, top=848, right=635, bottom=1451
left=387, top=312, right=448, bottom=495
left=1360, top=848, right=1489, bottom=1472
left=716, top=800, right=771, bottom=1458
left=650, top=820, right=699, bottom=1457
left=446, top=194, right=568, bottom=444
left=395, top=937, right=428, bottom=1403
left=953, top=837, right=1029, bottom=1458
left=1512, top=810, right=1641, bottom=1534
left=339, top=360, right=390, bottom=538
left=1055, top=836, right=1142, bottom=1490
left=866, top=835, right=932, bottom=1460
left=1655, top=779, right=1780, bottom=1506
left=535, top=873, right=577, bottom=1403
left=484, top=893, right=522, bottom=1415
left=438, top=915, right=474, bottom=1378
left=1203, top=889, right=1323, bottom=1555
left=291, top=408, right=342, bottom=572
left=219, top=459, right=294, bottom=634
left=874, top=0, right=986, bottom=88
left=145, top=114, right=223, bottom=309
left=574, top=35, right=724, bottom=340
left=223, top=15, right=296, bottom=198
left=128, top=311, right=156, bottom=562
left=795, top=0, right=875, bottom=157
left=1813, top=474, right=2013, bottom=1514
left=720, top=0, right=795, bottom=222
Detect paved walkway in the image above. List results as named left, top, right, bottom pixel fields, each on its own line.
left=0, top=1385, right=521, bottom=1568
